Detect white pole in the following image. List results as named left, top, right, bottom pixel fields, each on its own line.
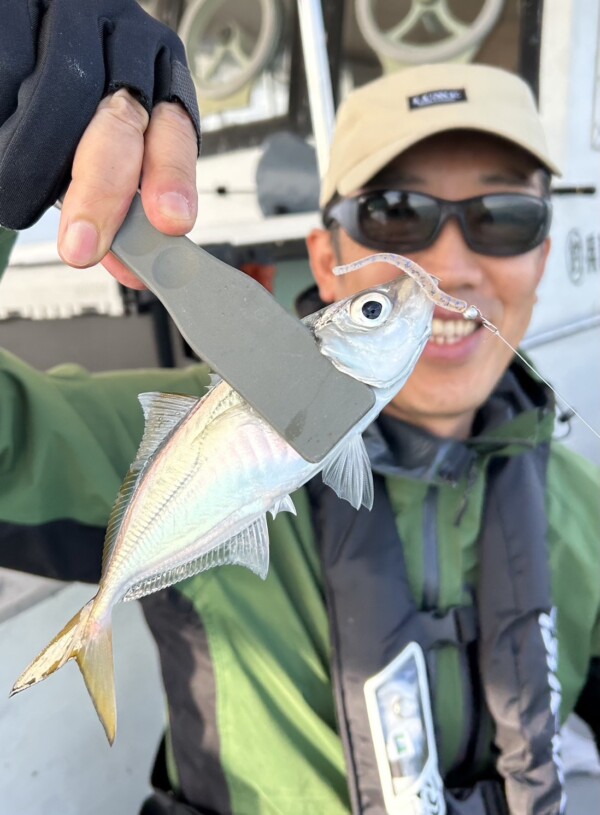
left=296, top=0, right=336, bottom=180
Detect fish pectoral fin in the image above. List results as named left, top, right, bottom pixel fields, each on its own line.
left=268, top=494, right=297, bottom=519
left=11, top=599, right=117, bottom=745
left=322, top=435, right=374, bottom=510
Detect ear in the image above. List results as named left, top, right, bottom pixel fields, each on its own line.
left=306, top=228, right=339, bottom=303
left=535, top=236, right=551, bottom=287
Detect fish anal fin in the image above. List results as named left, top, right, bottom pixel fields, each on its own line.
left=122, top=516, right=271, bottom=602
left=322, top=435, right=374, bottom=510
left=11, top=598, right=117, bottom=745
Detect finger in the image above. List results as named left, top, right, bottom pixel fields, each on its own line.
left=58, top=89, right=149, bottom=270
left=140, top=101, right=198, bottom=235
left=101, top=252, right=147, bottom=290
left=103, top=102, right=198, bottom=287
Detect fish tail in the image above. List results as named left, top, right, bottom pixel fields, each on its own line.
left=10, top=598, right=117, bottom=744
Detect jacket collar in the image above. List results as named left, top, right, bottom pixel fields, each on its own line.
left=365, top=364, right=555, bottom=484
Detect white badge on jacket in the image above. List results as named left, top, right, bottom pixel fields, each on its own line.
left=364, top=642, right=445, bottom=815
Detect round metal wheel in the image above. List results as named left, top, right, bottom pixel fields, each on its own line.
left=178, top=0, right=282, bottom=100
left=355, top=0, right=505, bottom=65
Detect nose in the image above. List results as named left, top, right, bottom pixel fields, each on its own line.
left=412, top=218, right=485, bottom=291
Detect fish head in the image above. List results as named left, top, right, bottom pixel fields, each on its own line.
left=307, top=276, right=433, bottom=391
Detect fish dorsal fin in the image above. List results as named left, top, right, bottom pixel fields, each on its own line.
left=268, top=494, right=297, bottom=519
left=122, top=515, right=270, bottom=601
left=136, top=392, right=200, bottom=463
left=102, top=466, right=141, bottom=577
left=322, top=434, right=374, bottom=510
left=101, top=393, right=199, bottom=577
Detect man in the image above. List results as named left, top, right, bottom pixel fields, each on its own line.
left=0, top=60, right=599, bottom=815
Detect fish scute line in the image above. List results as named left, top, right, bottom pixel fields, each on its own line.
left=127, top=469, right=199, bottom=544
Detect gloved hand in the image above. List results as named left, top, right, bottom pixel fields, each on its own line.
left=0, top=0, right=201, bottom=287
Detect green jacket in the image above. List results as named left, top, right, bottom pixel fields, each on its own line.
left=0, top=227, right=599, bottom=814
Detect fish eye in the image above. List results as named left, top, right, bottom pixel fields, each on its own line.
left=349, top=292, right=392, bottom=327
left=362, top=301, right=382, bottom=320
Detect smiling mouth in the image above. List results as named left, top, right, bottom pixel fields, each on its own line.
left=429, top=317, right=481, bottom=345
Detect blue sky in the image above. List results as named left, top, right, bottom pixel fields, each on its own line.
left=18, top=208, right=61, bottom=245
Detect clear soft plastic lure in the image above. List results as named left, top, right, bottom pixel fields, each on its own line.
left=334, top=253, right=481, bottom=320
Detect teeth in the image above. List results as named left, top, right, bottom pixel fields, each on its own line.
left=430, top=317, right=478, bottom=345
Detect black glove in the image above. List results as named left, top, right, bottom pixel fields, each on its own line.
left=0, top=0, right=201, bottom=230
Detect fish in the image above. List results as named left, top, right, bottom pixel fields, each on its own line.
left=10, top=273, right=433, bottom=743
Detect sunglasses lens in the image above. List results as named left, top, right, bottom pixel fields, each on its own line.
left=358, top=191, right=439, bottom=249
left=464, top=195, right=549, bottom=255
left=328, top=192, right=551, bottom=256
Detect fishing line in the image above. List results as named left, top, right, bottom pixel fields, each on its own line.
left=334, top=253, right=600, bottom=442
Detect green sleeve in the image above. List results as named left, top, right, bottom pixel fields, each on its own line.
left=0, top=228, right=18, bottom=281
left=0, top=348, right=211, bottom=527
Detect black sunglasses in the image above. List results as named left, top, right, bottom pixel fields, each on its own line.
left=323, top=190, right=552, bottom=257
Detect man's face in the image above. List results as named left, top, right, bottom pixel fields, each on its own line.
left=307, top=132, right=551, bottom=439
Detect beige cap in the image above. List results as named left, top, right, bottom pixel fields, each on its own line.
left=320, top=63, right=559, bottom=207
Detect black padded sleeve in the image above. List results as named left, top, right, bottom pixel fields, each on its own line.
left=0, top=0, right=200, bottom=230
left=0, top=519, right=104, bottom=584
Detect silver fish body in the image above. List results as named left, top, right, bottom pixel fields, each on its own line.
left=12, top=274, right=433, bottom=742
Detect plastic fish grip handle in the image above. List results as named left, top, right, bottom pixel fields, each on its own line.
left=109, top=193, right=375, bottom=462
